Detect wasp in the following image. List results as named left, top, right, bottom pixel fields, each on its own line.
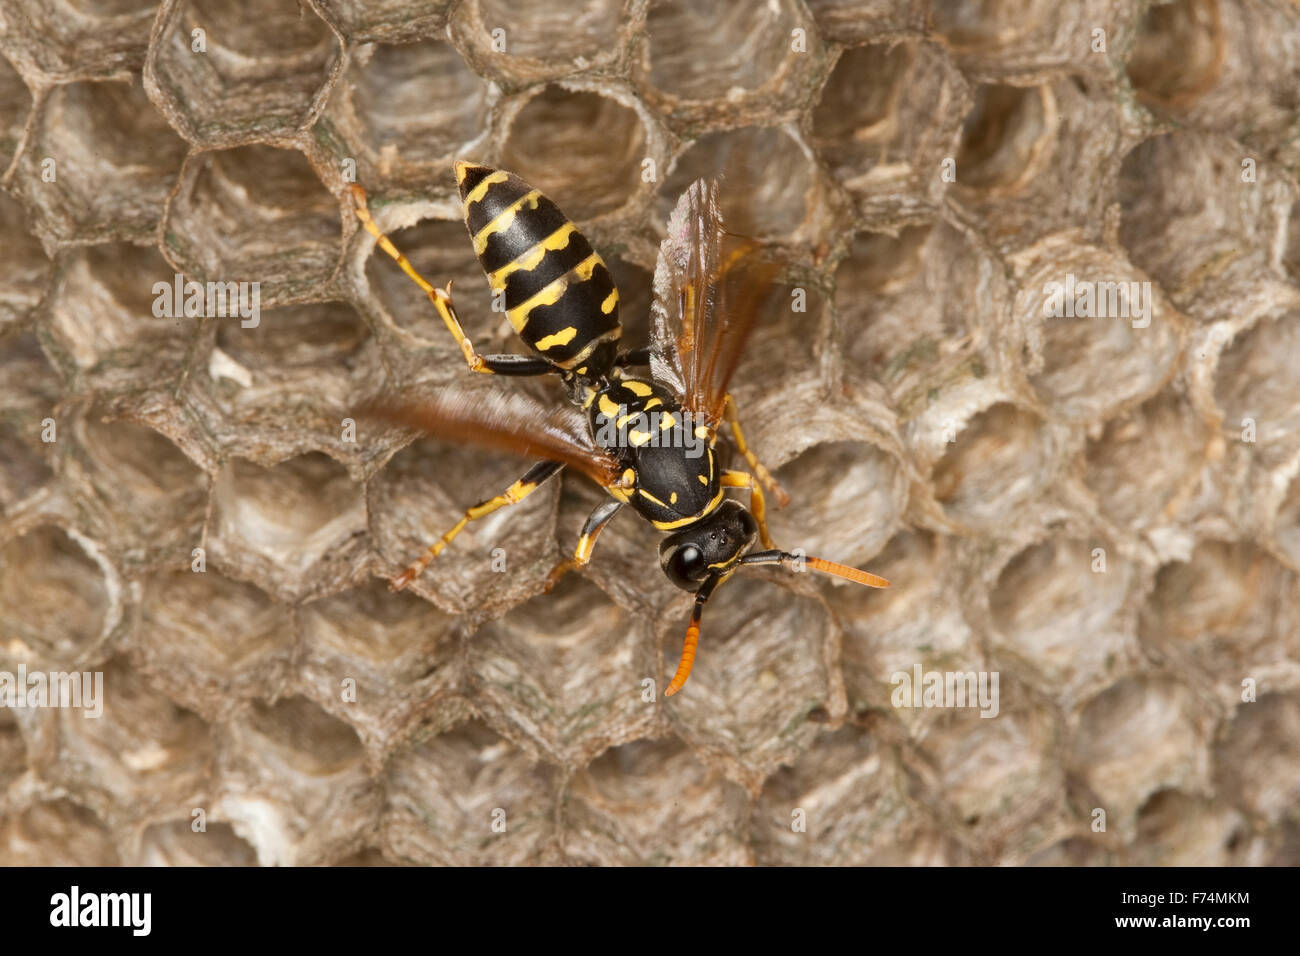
left=350, top=162, right=889, bottom=696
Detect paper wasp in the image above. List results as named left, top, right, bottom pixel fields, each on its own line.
left=351, top=163, right=889, bottom=696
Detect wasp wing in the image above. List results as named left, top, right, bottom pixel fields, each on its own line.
left=649, top=178, right=779, bottom=428
left=357, top=389, right=621, bottom=487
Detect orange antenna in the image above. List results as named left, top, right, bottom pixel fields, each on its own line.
left=740, top=549, right=891, bottom=588
left=664, top=573, right=723, bottom=697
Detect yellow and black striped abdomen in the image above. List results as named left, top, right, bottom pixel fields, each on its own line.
left=455, top=162, right=621, bottom=374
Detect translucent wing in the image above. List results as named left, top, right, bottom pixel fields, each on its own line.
left=357, top=389, right=621, bottom=487
left=649, top=179, right=779, bottom=427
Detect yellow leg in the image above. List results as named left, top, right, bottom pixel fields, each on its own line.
left=721, top=469, right=775, bottom=550
left=350, top=184, right=489, bottom=374
left=544, top=499, right=622, bottom=592
left=723, top=393, right=790, bottom=508
left=391, top=460, right=562, bottom=591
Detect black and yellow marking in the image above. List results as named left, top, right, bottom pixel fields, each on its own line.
left=389, top=459, right=563, bottom=592
left=350, top=184, right=558, bottom=377
left=455, top=161, right=621, bottom=375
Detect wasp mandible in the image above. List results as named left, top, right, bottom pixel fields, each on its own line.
left=351, top=163, right=889, bottom=695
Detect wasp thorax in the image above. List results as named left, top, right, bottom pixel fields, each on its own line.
left=658, top=500, right=759, bottom=590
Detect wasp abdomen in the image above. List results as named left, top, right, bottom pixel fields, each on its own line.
left=456, top=162, right=620, bottom=374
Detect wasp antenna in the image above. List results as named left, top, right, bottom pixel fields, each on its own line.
left=740, top=549, right=890, bottom=588
left=665, top=573, right=723, bottom=697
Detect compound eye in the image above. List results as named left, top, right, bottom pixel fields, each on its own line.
left=664, top=543, right=705, bottom=590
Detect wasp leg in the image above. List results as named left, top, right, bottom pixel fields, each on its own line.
left=722, top=393, right=791, bottom=508
left=390, top=459, right=564, bottom=591
left=721, top=469, right=776, bottom=551
left=544, top=498, right=623, bottom=592
left=350, top=185, right=550, bottom=376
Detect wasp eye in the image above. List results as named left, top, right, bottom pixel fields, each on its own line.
left=664, top=543, right=705, bottom=590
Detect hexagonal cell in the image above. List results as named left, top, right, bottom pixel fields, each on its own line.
left=754, top=724, right=966, bottom=865
left=767, top=438, right=907, bottom=572
left=1007, top=237, right=1183, bottom=423
left=1214, top=312, right=1300, bottom=446
left=183, top=300, right=382, bottom=465
left=313, top=0, right=454, bottom=44
left=44, top=658, right=212, bottom=822
left=836, top=530, right=977, bottom=719
left=562, top=737, right=750, bottom=865
left=366, top=424, right=561, bottom=614
left=1069, top=677, right=1209, bottom=834
left=812, top=43, right=914, bottom=166
left=0, top=332, right=60, bottom=511
left=0, top=0, right=155, bottom=80
left=469, top=576, right=657, bottom=766
left=950, top=76, right=1129, bottom=254
left=164, top=145, right=344, bottom=307
left=639, top=0, right=815, bottom=123
left=929, top=403, right=1056, bottom=528
left=45, top=243, right=195, bottom=392
left=729, top=268, right=826, bottom=391
left=0, top=525, right=109, bottom=667
left=209, top=453, right=368, bottom=601
left=297, top=580, right=463, bottom=763
left=1126, top=0, right=1224, bottom=112
left=69, top=410, right=207, bottom=571
left=383, top=719, right=561, bottom=865
left=989, top=537, right=1134, bottom=694
left=146, top=0, right=343, bottom=144
left=450, top=0, right=626, bottom=83
left=660, top=576, right=836, bottom=791
left=0, top=799, right=120, bottom=865
left=1140, top=540, right=1297, bottom=682
left=1133, top=788, right=1245, bottom=866
left=362, top=216, right=502, bottom=349
left=13, top=78, right=187, bottom=245
left=137, top=818, right=258, bottom=865
left=1084, top=388, right=1212, bottom=530
left=1116, top=131, right=1286, bottom=305
left=838, top=222, right=1002, bottom=414
left=953, top=84, right=1056, bottom=193
left=811, top=41, right=966, bottom=196
left=0, top=54, right=32, bottom=169
left=661, top=126, right=819, bottom=243
left=324, top=38, right=490, bottom=189
left=914, top=704, right=1061, bottom=843
left=218, top=695, right=377, bottom=865
left=500, top=86, right=646, bottom=222
left=133, top=570, right=295, bottom=720
left=1214, top=693, right=1300, bottom=823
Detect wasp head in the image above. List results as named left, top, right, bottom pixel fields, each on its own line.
left=658, top=500, right=758, bottom=591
